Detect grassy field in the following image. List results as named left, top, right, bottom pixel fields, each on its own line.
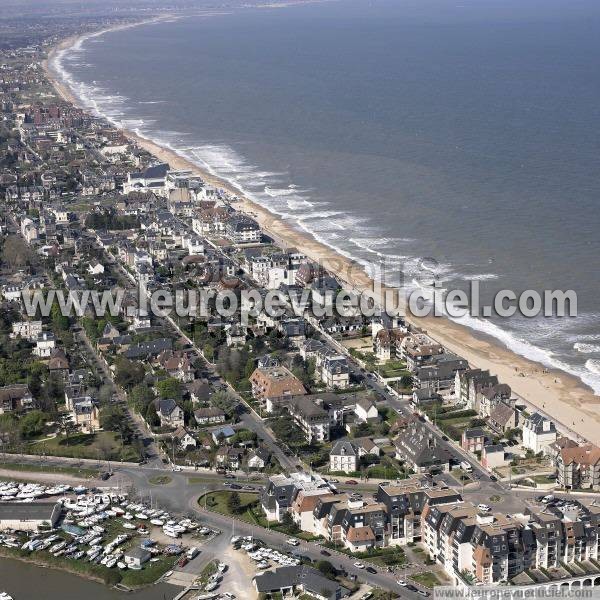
left=28, top=431, right=139, bottom=462
left=0, top=460, right=99, bottom=478
left=411, top=571, right=443, bottom=588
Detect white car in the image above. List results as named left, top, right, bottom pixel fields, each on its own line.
left=172, top=466, right=182, bottom=472
left=397, top=580, right=408, bottom=587
left=477, top=504, right=491, bottom=512
left=354, top=562, right=365, bottom=569
left=286, top=538, right=300, bottom=546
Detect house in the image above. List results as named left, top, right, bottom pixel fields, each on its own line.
left=211, top=425, right=236, bottom=445
left=123, top=163, right=168, bottom=195
left=226, top=324, right=247, bottom=347
left=489, top=400, right=519, bottom=434
left=300, top=339, right=325, bottom=362
left=321, top=355, right=350, bottom=389
left=547, top=436, right=578, bottom=466
left=522, top=412, right=557, bottom=454
left=355, top=398, right=379, bottom=423
left=247, top=448, right=271, bottom=470
left=412, top=388, right=443, bottom=406
left=373, top=328, right=408, bottom=361
left=124, top=338, right=172, bottom=360
left=413, top=355, right=468, bottom=392
left=461, top=428, right=486, bottom=453
left=254, top=565, right=347, bottom=600
left=87, top=260, right=104, bottom=275
left=557, top=443, right=600, bottom=490
left=173, top=426, right=197, bottom=450
left=0, top=502, right=62, bottom=532
left=401, top=333, right=444, bottom=372
left=0, top=384, right=34, bottom=414
left=187, top=379, right=211, bottom=404
left=274, top=393, right=354, bottom=443
left=249, top=366, right=307, bottom=412
left=225, top=214, right=261, bottom=244
left=33, top=331, right=56, bottom=357
left=194, top=407, right=226, bottom=425
left=48, top=348, right=70, bottom=377
left=481, top=444, right=508, bottom=470
left=330, top=440, right=358, bottom=474
left=354, top=437, right=381, bottom=457
left=261, top=472, right=331, bottom=522
left=11, top=320, right=42, bottom=341
left=124, top=547, right=152, bottom=569
left=72, top=397, right=100, bottom=433
left=157, top=350, right=195, bottom=383
left=157, top=398, right=185, bottom=428
left=394, top=421, right=452, bottom=473
left=215, top=446, right=243, bottom=470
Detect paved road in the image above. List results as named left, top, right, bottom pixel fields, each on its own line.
left=0, top=456, right=424, bottom=596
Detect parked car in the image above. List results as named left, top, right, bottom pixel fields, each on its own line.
left=320, top=549, right=331, bottom=556
left=346, top=480, right=358, bottom=485
left=366, top=566, right=377, bottom=574
left=353, top=562, right=365, bottom=569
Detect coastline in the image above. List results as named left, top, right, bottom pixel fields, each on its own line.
left=43, top=23, right=600, bottom=444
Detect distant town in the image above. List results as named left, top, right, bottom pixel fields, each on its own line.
left=0, top=4, right=600, bottom=600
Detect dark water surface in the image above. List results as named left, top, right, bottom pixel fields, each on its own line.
left=53, top=0, right=600, bottom=391
left=0, top=555, right=175, bottom=599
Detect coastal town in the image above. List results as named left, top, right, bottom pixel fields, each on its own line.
left=1, top=4, right=600, bottom=600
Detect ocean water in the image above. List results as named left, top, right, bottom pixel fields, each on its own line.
left=51, top=0, right=600, bottom=393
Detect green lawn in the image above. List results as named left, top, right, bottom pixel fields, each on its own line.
left=322, top=542, right=406, bottom=566
left=148, top=475, right=172, bottom=486
left=200, top=491, right=320, bottom=539
left=120, top=555, right=175, bottom=587
left=27, top=431, right=139, bottom=462
left=201, top=490, right=260, bottom=519
left=411, top=571, right=442, bottom=588
left=0, top=460, right=99, bottom=479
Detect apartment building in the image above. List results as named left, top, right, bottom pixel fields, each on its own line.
left=557, top=443, right=600, bottom=490
left=249, top=366, right=307, bottom=412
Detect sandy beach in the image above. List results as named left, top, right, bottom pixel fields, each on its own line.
left=44, top=23, right=600, bottom=445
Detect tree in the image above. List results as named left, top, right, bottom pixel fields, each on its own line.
left=51, top=301, right=69, bottom=332
left=1, top=235, right=32, bottom=269
left=98, top=384, right=114, bottom=405
left=203, top=343, right=214, bottom=361
left=316, top=560, right=336, bottom=579
left=281, top=511, right=300, bottom=534
left=114, top=357, right=145, bottom=390
left=157, top=377, right=183, bottom=401
left=227, top=491, right=241, bottom=514
left=130, top=384, right=155, bottom=414
left=145, top=402, right=160, bottom=427
left=19, top=410, right=46, bottom=439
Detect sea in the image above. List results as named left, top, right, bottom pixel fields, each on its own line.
left=51, top=0, right=600, bottom=393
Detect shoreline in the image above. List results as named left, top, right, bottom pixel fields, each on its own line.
left=43, top=20, right=600, bottom=444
